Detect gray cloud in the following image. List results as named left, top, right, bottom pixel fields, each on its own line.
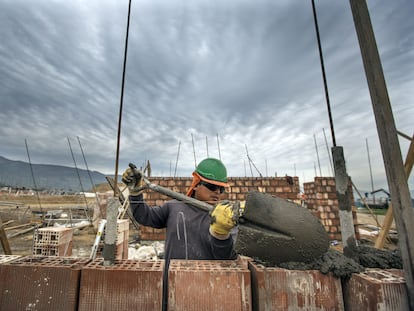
left=0, top=0, right=413, bottom=195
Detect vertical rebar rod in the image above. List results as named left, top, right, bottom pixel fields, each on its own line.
left=206, top=136, right=209, bottom=158
left=313, top=134, right=322, bottom=176
left=67, top=137, right=90, bottom=222
left=191, top=134, right=197, bottom=169
left=77, top=136, right=102, bottom=225
left=366, top=138, right=375, bottom=203
left=174, top=141, right=181, bottom=178
left=245, top=145, right=254, bottom=177
left=77, top=136, right=98, bottom=196
left=323, top=128, right=334, bottom=175
left=114, top=0, right=132, bottom=197
left=311, top=0, right=336, bottom=146
left=216, top=133, right=221, bottom=160
left=24, top=139, right=43, bottom=221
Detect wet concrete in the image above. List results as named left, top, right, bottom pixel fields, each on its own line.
left=235, top=191, right=330, bottom=265
left=274, top=244, right=402, bottom=279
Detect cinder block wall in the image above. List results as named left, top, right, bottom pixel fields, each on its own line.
left=139, top=176, right=357, bottom=242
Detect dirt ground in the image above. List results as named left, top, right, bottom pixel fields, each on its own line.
left=0, top=196, right=398, bottom=257
left=0, top=195, right=131, bottom=257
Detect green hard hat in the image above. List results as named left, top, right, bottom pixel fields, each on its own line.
left=195, top=158, right=228, bottom=183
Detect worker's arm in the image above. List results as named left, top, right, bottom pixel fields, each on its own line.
left=122, top=167, right=167, bottom=228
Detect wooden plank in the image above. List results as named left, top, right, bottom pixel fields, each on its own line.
left=375, top=132, right=414, bottom=249
left=374, top=204, right=394, bottom=249
left=0, top=214, right=12, bottom=254
left=349, top=1, right=414, bottom=308
left=0, top=220, right=14, bottom=230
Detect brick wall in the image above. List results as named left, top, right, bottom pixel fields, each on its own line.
left=303, top=177, right=359, bottom=241
left=132, top=176, right=357, bottom=242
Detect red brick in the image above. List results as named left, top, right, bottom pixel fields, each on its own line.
left=343, top=268, right=409, bottom=311
left=34, top=227, right=74, bottom=245
left=32, top=241, right=73, bottom=256
left=249, top=262, right=344, bottom=310
left=168, top=257, right=251, bottom=310
left=0, top=256, right=89, bottom=311
left=78, top=259, right=164, bottom=310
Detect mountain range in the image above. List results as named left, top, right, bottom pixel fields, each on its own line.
left=1, top=155, right=412, bottom=202
left=0, top=155, right=109, bottom=192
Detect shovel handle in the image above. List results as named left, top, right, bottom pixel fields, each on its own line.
left=141, top=177, right=214, bottom=212
left=127, top=162, right=213, bottom=212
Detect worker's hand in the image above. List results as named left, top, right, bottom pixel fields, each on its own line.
left=209, top=200, right=239, bottom=239
left=122, top=163, right=144, bottom=196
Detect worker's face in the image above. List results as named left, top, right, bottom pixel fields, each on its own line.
left=194, top=181, right=226, bottom=204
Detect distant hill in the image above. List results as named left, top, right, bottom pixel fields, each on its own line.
left=0, top=155, right=109, bottom=191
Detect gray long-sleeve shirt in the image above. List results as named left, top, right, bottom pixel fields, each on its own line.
left=129, top=194, right=237, bottom=310
left=129, top=194, right=237, bottom=265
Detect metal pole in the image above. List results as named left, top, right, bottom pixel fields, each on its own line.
left=67, top=137, right=90, bottom=222
left=113, top=0, right=132, bottom=197
left=106, top=0, right=132, bottom=266
left=216, top=133, right=221, bottom=160
left=191, top=133, right=197, bottom=169
left=77, top=136, right=103, bottom=226
left=174, top=141, right=181, bottom=178
left=323, top=128, right=334, bottom=175
left=206, top=136, right=209, bottom=158
left=311, top=0, right=357, bottom=254
left=311, top=0, right=336, bottom=146
left=313, top=134, right=322, bottom=176
left=366, top=138, right=375, bottom=203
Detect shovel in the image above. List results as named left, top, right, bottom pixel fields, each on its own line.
left=130, top=165, right=330, bottom=265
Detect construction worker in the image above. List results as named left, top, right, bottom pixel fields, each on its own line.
left=122, top=157, right=238, bottom=310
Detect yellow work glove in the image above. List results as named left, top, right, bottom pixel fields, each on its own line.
left=209, top=200, right=239, bottom=239
left=121, top=163, right=144, bottom=196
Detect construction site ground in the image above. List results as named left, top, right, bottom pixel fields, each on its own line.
left=0, top=195, right=398, bottom=257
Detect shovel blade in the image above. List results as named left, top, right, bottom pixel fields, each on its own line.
left=235, top=191, right=329, bottom=265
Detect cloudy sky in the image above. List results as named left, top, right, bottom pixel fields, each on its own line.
left=0, top=0, right=413, bottom=195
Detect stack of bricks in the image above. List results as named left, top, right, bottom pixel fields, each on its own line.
left=32, top=227, right=74, bottom=256
left=304, top=177, right=359, bottom=241
left=226, top=176, right=300, bottom=202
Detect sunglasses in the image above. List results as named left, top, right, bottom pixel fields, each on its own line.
left=199, top=181, right=225, bottom=193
